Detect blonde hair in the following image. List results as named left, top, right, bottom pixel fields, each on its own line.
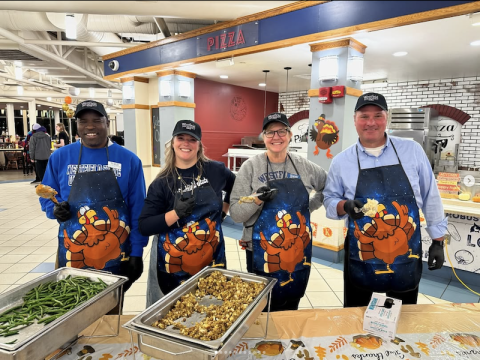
left=56, top=123, right=69, bottom=138
left=156, top=137, right=210, bottom=181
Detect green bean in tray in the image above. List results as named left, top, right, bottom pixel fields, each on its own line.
left=0, top=275, right=108, bottom=342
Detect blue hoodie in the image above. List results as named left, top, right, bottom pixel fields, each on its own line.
left=40, top=141, right=148, bottom=257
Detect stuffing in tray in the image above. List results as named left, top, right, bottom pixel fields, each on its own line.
left=151, top=271, right=265, bottom=341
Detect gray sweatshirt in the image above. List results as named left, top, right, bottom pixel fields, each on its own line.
left=29, top=132, right=51, bottom=161
left=229, top=152, right=327, bottom=250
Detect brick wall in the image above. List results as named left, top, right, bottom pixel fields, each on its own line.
left=278, top=91, right=310, bottom=118
left=362, top=77, right=480, bottom=168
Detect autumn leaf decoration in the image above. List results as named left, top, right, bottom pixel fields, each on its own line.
left=415, top=342, right=430, bottom=356
left=314, top=346, right=327, bottom=360
left=114, top=346, right=139, bottom=359
left=430, top=334, right=446, bottom=349
left=229, top=342, right=249, bottom=357
left=329, top=337, right=348, bottom=353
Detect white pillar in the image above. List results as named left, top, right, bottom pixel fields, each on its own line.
left=28, top=100, right=36, bottom=132
left=54, top=109, right=60, bottom=123
left=6, top=103, right=15, bottom=138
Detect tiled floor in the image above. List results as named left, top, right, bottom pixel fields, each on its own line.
left=0, top=174, right=478, bottom=315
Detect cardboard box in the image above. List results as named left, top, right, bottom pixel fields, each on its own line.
left=363, top=293, right=402, bottom=340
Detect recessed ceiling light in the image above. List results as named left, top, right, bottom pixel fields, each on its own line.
left=393, top=51, right=408, bottom=57
left=20, top=106, right=23, bottom=108
left=259, top=83, right=266, bottom=87
left=470, top=40, right=480, bottom=46
left=37, top=104, right=41, bottom=107
left=47, top=97, right=52, bottom=101
left=49, top=107, right=52, bottom=109
left=220, top=75, right=228, bottom=79
left=473, top=22, right=480, bottom=26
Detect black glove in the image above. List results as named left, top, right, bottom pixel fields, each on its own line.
left=257, top=186, right=277, bottom=202
left=174, top=195, right=195, bottom=219
left=344, top=200, right=365, bottom=220
left=221, top=211, right=227, bottom=222
left=428, top=240, right=444, bottom=270
left=119, top=256, right=144, bottom=292
left=53, top=201, right=71, bottom=222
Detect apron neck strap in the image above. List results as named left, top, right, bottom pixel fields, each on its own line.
left=266, top=153, right=300, bottom=185
left=76, top=141, right=110, bottom=176
left=355, top=137, right=402, bottom=171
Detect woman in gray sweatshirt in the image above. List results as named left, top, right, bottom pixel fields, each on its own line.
left=229, top=112, right=327, bottom=312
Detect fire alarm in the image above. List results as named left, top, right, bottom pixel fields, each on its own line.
left=318, top=87, right=333, bottom=104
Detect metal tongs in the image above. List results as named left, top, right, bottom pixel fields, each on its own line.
left=251, top=188, right=278, bottom=197
left=353, top=205, right=368, bottom=214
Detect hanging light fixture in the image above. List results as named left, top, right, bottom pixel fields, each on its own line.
left=284, top=67, right=291, bottom=93
left=262, top=70, right=269, bottom=118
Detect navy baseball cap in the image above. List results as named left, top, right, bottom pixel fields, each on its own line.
left=355, top=92, right=388, bottom=111
left=172, top=120, right=202, bottom=141
left=75, top=100, right=108, bottom=119
left=263, top=112, right=290, bottom=130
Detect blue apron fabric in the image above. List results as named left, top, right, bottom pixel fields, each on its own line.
left=146, top=235, right=163, bottom=307
left=252, top=155, right=312, bottom=307
left=346, top=140, right=422, bottom=293
left=58, top=144, right=131, bottom=274
left=157, top=179, right=225, bottom=294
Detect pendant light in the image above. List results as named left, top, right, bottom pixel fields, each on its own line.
left=281, top=67, right=291, bottom=113
left=262, top=70, right=269, bottom=118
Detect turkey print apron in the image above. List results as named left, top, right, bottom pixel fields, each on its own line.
left=157, top=177, right=226, bottom=295
left=252, top=155, right=312, bottom=306
left=346, top=140, right=422, bottom=292
left=59, top=144, right=131, bottom=274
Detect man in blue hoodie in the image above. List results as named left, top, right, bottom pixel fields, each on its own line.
left=40, top=100, right=148, bottom=313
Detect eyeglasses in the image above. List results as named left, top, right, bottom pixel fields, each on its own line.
left=264, top=128, right=288, bottom=138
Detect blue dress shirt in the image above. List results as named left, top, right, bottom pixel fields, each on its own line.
left=323, top=134, right=448, bottom=239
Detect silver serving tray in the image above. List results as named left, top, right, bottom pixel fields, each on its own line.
left=129, top=267, right=276, bottom=350
left=0, top=267, right=127, bottom=360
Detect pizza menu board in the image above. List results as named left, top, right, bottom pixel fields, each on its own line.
left=437, top=172, right=460, bottom=199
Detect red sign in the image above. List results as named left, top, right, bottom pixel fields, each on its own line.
left=207, top=30, right=245, bottom=52
left=332, top=86, right=345, bottom=98
left=318, top=87, right=332, bottom=104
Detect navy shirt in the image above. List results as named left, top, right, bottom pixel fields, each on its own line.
left=139, top=160, right=235, bottom=236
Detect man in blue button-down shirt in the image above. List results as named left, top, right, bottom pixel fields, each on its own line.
left=323, top=92, right=447, bottom=307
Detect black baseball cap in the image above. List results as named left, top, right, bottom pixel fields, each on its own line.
left=355, top=92, right=388, bottom=111
left=75, top=100, right=108, bottom=119
left=263, top=112, right=290, bottom=130
left=172, top=120, right=202, bottom=141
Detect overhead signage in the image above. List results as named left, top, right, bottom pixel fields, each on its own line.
left=196, top=22, right=259, bottom=57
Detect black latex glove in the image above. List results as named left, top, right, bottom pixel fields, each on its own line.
left=257, top=186, right=277, bottom=202
left=119, top=256, right=144, bottom=292
left=53, top=201, right=71, bottom=222
left=221, top=211, right=227, bottom=222
left=174, top=195, right=195, bottom=219
left=428, top=240, right=445, bottom=270
left=344, top=200, right=365, bottom=220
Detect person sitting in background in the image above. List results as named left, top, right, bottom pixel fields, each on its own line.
left=29, top=124, right=51, bottom=183
left=53, top=123, right=70, bottom=148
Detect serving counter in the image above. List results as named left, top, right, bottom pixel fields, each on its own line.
left=50, top=303, right=480, bottom=360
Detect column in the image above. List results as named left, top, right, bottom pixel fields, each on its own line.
left=28, top=100, right=36, bottom=133
left=155, top=70, right=196, bottom=167
left=307, top=38, right=366, bottom=170
left=121, top=76, right=151, bottom=161
left=6, top=103, right=15, bottom=139
left=54, top=109, right=60, bottom=124
left=307, top=38, right=366, bottom=263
